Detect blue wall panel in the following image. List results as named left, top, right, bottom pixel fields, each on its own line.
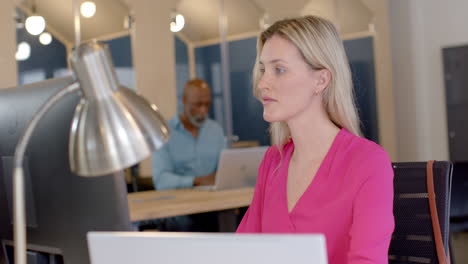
left=344, top=37, right=379, bottom=142
left=195, top=39, right=270, bottom=145
left=175, top=36, right=190, bottom=114
left=16, top=28, right=67, bottom=84
left=229, top=37, right=269, bottom=146
left=104, top=36, right=133, bottom=67
left=194, top=44, right=222, bottom=122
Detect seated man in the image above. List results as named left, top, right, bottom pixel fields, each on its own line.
left=148, top=79, right=224, bottom=232
left=152, top=79, right=225, bottom=190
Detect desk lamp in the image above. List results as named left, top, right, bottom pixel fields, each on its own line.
left=12, top=40, right=170, bottom=264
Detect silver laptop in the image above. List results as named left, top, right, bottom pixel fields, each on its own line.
left=195, top=146, right=268, bottom=191
left=87, top=232, right=328, bottom=264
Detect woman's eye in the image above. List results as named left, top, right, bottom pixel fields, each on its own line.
left=275, top=67, right=285, bottom=74
left=259, top=68, right=265, bottom=73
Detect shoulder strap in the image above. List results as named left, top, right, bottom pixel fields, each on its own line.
left=426, top=160, right=450, bottom=264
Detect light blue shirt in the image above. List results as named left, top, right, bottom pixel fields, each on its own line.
left=152, top=116, right=225, bottom=190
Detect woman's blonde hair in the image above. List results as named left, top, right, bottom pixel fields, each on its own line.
left=253, top=16, right=362, bottom=148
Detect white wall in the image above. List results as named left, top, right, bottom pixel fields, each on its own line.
left=0, top=0, right=18, bottom=89
left=126, top=0, right=178, bottom=177
left=338, top=0, right=372, bottom=35
left=388, top=0, right=468, bottom=161
left=301, top=0, right=338, bottom=24
left=370, top=0, right=398, bottom=161
left=130, top=0, right=177, bottom=120
left=301, top=0, right=371, bottom=35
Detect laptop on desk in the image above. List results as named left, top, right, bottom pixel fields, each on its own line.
left=194, top=146, right=269, bottom=191
left=87, top=232, right=328, bottom=264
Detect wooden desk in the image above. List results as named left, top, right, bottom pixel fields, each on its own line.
left=128, top=187, right=254, bottom=222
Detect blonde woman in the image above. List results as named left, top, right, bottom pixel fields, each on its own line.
left=237, top=16, right=394, bottom=264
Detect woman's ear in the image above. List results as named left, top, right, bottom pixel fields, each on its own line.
left=316, top=69, right=332, bottom=93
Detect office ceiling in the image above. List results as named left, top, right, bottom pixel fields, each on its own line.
left=16, top=0, right=129, bottom=43
left=14, top=0, right=372, bottom=45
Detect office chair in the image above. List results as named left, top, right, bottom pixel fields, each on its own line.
left=450, top=162, right=468, bottom=232
left=389, top=161, right=453, bottom=264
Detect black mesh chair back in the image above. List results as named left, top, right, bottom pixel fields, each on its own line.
left=389, top=161, right=452, bottom=264
left=450, top=162, right=468, bottom=232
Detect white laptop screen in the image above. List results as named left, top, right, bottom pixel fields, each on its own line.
left=88, top=232, right=328, bottom=264
left=213, top=146, right=269, bottom=190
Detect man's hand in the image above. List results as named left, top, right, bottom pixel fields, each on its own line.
left=193, top=172, right=215, bottom=186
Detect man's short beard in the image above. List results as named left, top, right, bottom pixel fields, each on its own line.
left=187, top=112, right=206, bottom=128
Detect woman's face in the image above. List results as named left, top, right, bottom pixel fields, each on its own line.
left=257, top=35, right=327, bottom=123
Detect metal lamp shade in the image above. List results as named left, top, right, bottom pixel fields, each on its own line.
left=68, top=40, right=170, bottom=176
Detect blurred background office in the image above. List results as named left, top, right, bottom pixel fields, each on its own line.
left=0, top=0, right=467, bottom=262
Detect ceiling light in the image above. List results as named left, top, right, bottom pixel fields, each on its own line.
left=170, top=14, right=185, bottom=33
left=25, top=15, right=46, bottom=35
left=81, top=1, right=96, bottom=18
left=39, top=32, right=52, bottom=45
left=15, top=42, right=31, bottom=61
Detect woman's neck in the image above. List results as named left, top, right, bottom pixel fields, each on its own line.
left=287, top=105, right=340, bottom=163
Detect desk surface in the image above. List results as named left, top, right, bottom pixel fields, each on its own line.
left=128, top=187, right=254, bottom=222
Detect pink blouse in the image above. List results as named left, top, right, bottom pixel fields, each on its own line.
left=237, top=129, right=394, bottom=264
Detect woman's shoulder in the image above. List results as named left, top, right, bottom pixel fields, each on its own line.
left=336, top=131, right=395, bottom=197
left=332, top=130, right=393, bottom=190
left=338, top=129, right=392, bottom=173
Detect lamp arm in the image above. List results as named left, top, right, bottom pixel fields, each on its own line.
left=13, top=81, right=80, bottom=264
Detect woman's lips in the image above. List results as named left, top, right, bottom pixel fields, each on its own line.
left=262, top=96, right=277, bottom=105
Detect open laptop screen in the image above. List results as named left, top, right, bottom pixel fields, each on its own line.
left=87, top=232, right=328, bottom=264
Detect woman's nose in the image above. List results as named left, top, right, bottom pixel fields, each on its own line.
left=257, top=74, right=270, bottom=91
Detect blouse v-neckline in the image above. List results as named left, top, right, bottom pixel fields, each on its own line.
left=282, top=129, right=345, bottom=216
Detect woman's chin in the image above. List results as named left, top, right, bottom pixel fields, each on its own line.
left=263, top=112, right=281, bottom=123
